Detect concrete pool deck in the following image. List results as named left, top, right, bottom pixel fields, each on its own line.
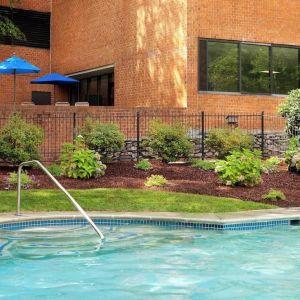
left=1, top=207, right=300, bottom=225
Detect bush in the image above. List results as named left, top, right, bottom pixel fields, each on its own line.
left=278, top=89, right=300, bottom=134
left=191, top=159, right=215, bottom=171
left=146, top=121, right=193, bottom=163
left=135, top=159, right=153, bottom=171
left=3, top=171, right=35, bottom=189
left=284, top=137, right=300, bottom=173
left=145, top=175, right=168, bottom=187
left=261, top=156, right=281, bottom=174
left=61, top=137, right=106, bottom=179
left=284, top=137, right=299, bottom=165
left=47, top=164, right=62, bottom=176
left=205, top=128, right=254, bottom=159
left=262, top=189, right=286, bottom=201
left=0, top=114, right=43, bottom=164
left=215, top=149, right=262, bottom=187
left=80, top=120, right=125, bottom=162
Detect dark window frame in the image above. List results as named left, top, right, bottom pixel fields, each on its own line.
left=0, top=6, right=50, bottom=49
left=198, top=38, right=300, bottom=95
left=75, top=72, right=114, bottom=107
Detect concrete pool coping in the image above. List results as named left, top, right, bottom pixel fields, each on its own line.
left=1, top=207, right=300, bottom=225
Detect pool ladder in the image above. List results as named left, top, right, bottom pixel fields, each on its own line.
left=16, top=160, right=104, bottom=240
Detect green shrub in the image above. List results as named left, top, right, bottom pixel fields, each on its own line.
left=0, top=114, right=43, bottom=164
left=80, top=120, right=125, bottom=162
left=215, top=149, right=262, bottom=187
left=61, top=137, right=106, bottom=179
left=4, top=171, right=34, bottom=189
left=47, top=164, right=62, bottom=176
left=135, top=159, right=153, bottom=171
left=261, top=156, right=281, bottom=174
left=145, top=121, right=193, bottom=163
left=284, top=137, right=300, bottom=173
left=145, top=175, right=168, bottom=187
left=278, top=89, right=300, bottom=134
left=262, top=189, right=286, bottom=201
left=205, top=128, right=254, bottom=159
left=191, top=159, right=215, bottom=171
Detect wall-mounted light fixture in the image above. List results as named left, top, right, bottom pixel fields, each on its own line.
left=225, top=115, right=238, bottom=126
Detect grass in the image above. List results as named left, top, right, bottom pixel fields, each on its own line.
left=0, top=188, right=275, bottom=214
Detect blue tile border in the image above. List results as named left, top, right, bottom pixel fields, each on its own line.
left=0, top=217, right=291, bottom=231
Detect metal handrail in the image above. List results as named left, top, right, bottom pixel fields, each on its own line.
left=16, top=160, right=104, bottom=240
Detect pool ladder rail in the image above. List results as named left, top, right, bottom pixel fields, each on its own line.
left=16, top=160, right=104, bottom=240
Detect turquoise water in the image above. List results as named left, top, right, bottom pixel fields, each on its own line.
left=1, top=225, right=300, bottom=299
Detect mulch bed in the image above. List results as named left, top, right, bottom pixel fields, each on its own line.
left=0, top=161, right=299, bottom=207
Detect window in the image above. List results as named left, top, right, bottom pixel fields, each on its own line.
left=272, top=47, right=299, bottom=95
left=32, top=91, right=51, bottom=105
left=76, top=72, right=114, bottom=106
left=199, top=39, right=300, bottom=95
left=208, top=41, right=238, bottom=92
left=241, top=44, right=269, bottom=94
left=0, top=6, right=50, bottom=49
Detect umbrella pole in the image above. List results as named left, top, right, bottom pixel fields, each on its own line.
left=13, top=70, right=16, bottom=112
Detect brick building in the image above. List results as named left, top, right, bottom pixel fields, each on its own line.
left=0, top=0, right=300, bottom=113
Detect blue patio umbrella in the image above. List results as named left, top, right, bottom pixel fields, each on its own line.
left=0, top=55, right=40, bottom=110
left=31, top=73, right=79, bottom=85
left=31, top=73, right=79, bottom=103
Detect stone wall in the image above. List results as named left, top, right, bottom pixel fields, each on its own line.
left=112, top=132, right=291, bottom=161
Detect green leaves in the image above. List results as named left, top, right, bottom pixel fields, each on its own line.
left=135, top=159, right=153, bottom=171
left=191, top=159, right=216, bottom=171
left=261, top=156, right=281, bottom=174
left=146, top=121, right=193, bottom=163
left=80, top=120, right=124, bottom=162
left=145, top=175, right=168, bottom=187
left=283, top=137, right=300, bottom=173
left=278, top=89, right=300, bottom=134
left=0, top=114, right=43, bottom=164
left=206, top=128, right=254, bottom=159
left=215, top=149, right=262, bottom=187
left=60, top=138, right=106, bottom=179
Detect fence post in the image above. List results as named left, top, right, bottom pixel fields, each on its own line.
left=73, top=112, right=77, bottom=141
left=136, top=111, right=140, bottom=162
left=261, top=111, right=265, bottom=156
left=201, top=111, right=205, bottom=160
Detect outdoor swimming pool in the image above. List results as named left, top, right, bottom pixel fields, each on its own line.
left=1, top=222, right=300, bottom=299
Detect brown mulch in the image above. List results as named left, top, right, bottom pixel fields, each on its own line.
left=0, top=161, right=299, bottom=207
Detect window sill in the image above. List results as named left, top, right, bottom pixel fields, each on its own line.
left=198, top=91, right=286, bottom=97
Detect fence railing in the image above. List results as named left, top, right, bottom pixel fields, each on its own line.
left=0, top=110, right=296, bottom=162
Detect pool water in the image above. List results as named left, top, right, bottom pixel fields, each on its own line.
left=1, top=224, right=300, bottom=299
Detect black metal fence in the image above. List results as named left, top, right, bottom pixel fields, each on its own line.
left=0, top=110, right=297, bottom=162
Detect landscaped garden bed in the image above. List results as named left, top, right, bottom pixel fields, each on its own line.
left=0, top=160, right=299, bottom=207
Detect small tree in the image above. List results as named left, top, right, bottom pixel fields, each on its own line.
left=146, top=120, right=193, bottom=163
left=0, top=1, right=25, bottom=40
left=80, top=119, right=124, bottom=162
left=0, top=114, right=43, bottom=164
left=278, top=89, right=300, bottom=134
left=205, top=128, right=254, bottom=159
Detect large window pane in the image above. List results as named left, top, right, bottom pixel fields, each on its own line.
left=207, top=42, right=238, bottom=92
left=98, top=75, right=109, bottom=106
left=88, top=77, right=98, bottom=106
left=199, top=40, right=208, bottom=91
left=80, top=79, right=87, bottom=101
left=272, top=47, right=299, bottom=94
left=241, top=44, right=270, bottom=93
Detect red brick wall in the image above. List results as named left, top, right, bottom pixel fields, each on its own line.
left=187, top=0, right=300, bottom=113
left=1, top=0, right=299, bottom=113
left=51, top=0, right=188, bottom=109
left=52, top=0, right=300, bottom=113
left=0, top=0, right=52, bottom=107
left=0, top=0, right=51, bottom=12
